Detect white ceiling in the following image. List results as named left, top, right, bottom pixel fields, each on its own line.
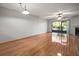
left=0, top=3, right=79, bottom=19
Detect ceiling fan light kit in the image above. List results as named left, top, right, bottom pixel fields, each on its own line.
left=57, top=11, right=63, bottom=20
left=22, top=10, right=29, bottom=15
left=19, top=3, right=30, bottom=15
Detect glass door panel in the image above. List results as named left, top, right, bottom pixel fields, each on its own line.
left=52, top=21, right=69, bottom=34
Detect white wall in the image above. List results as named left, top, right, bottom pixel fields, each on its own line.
left=47, top=19, right=54, bottom=32
left=70, top=16, right=79, bottom=35
left=0, top=7, right=47, bottom=43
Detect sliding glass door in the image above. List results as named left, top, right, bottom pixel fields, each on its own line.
left=52, top=20, right=69, bottom=34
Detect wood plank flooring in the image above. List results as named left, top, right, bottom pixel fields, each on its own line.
left=0, top=33, right=79, bottom=56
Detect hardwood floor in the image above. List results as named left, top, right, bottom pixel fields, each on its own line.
left=0, top=33, right=79, bottom=56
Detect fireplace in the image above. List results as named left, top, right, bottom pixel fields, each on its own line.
left=75, top=27, right=79, bottom=36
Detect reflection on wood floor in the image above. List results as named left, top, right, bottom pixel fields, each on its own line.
left=0, top=33, right=79, bottom=56
left=52, top=33, right=68, bottom=46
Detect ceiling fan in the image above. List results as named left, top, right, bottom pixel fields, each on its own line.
left=19, top=3, right=30, bottom=15
left=56, top=11, right=63, bottom=20
left=45, top=9, right=75, bottom=20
